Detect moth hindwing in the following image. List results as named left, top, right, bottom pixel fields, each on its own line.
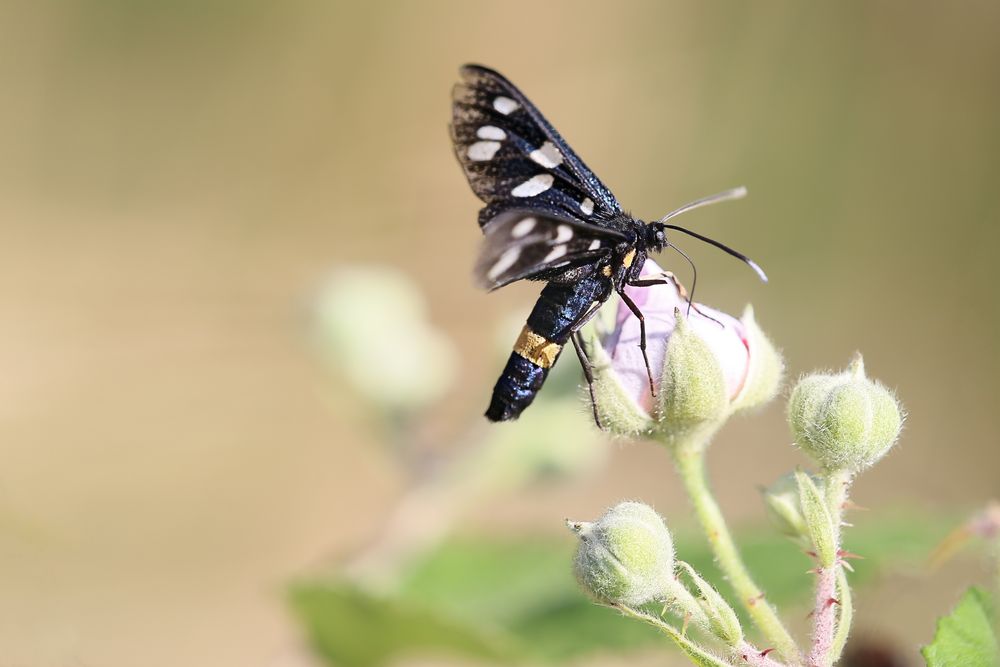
left=474, top=210, right=628, bottom=290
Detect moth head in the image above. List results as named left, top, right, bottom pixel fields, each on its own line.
left=646, top=222, right=668, bottom=252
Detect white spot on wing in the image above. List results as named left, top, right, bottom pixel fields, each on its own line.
left=554, top=225, right=573, bottom=243
left=580, top=198, right=594, bottom=215
left=543, top=245, right=567, bottom=263
left=510, top=217, right=537, bottom=238
left=488, top=246, right=521, bottom=281
left=511, top=174, right=554, bottom=197
left=588, top=239, right=601, bottom=251
left=467, top=141, right=501, bottom=161
left=493, top=96, right=520, bottom=115
left=529, top=141, right=563, bottom=168
left=477, top=125, right=506, bottom=140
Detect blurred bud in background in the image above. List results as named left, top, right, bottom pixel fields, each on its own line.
left=312, top=266, right=457, bottom=415
left=762, top=471, right=821, bottom=544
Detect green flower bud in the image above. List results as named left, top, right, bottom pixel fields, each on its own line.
left=788, top=354, right=904, bottom=472
left=569, top=501, right=675, bottom=607
left=762, top=472, right=821, bottom=542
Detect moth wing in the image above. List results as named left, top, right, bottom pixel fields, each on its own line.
left=452, top=64, right=624, bottom=229
left=474, top=210, right=627, bottom=291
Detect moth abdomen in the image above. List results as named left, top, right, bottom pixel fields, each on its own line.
left=485, top=277, right=610, bottom=422
left=485, top=345, right=556, bottom=422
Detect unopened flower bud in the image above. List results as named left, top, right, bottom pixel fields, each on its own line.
left=788, top=354, right=904, bottom=473
left=569, top=501, right=675, bottom=607
left=762, top=472, right=821, bottom=542
left=581, top=260, right=783, bottom=445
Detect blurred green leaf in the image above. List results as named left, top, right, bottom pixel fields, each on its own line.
left=292, top=513, right=950, bottom=666
left=289, top=582, right=519, bottom=667
left=509, top=599, right=661, bottom=661
left=921, top=587, right=998, bottom=667
left=396, top=538, right=661, bottom=661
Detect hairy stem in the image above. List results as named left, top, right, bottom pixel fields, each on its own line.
left=737, top=640, right=788, bottom=667
left=808, top=468, right=853, bottom=667
left=807, top=567, right=838, bottom=667
left=672, top=443, right=800, bottom=662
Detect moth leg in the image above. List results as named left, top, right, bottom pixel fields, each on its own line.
left=571, top=332, right=603, bottom=430
left=629, top=272, right=723, bottom=328
left=616, top=288, right=657, bottom=400
left=565, top=297, right=610, bottom=428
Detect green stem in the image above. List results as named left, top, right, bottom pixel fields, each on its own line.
left=823, top=469, right=852, bottom=543
left=672, top=443, right=800, bottom=662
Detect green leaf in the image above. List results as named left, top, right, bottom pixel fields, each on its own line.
left=922, top=587, right=999, bottom=667
left=289, top=581, right=519, bottom=667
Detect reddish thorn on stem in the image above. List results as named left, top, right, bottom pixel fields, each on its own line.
left=760, top=648, right=776, bottom=657
left=740, top=655, right=749, bottom=662
left=804, top=549, right=818, bottom=558
left=806, top=567, right=821, bottom=575
left=747, top=592, right=765, bottom=606
left=826, top=597, right=841, bottom=607
left=838, top=549, right=864, bottom=559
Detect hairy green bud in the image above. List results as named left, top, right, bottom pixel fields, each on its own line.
left=788, top=354, right=904, bottom=473
left=569, top=501, right=675, bottom=607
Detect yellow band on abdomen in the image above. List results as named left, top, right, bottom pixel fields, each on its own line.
left=513, top=326, right=562, bottom=368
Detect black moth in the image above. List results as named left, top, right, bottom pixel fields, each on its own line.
left=450, top=64, right=766, bottom=424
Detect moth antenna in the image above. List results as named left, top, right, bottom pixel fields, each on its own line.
left=657, top=186, right=748, bottom=224
left=664, top=241, right=698, bottom=315
left=665, top=242, right=725, bottom=327
left=662, top=223, right=768, bottom=283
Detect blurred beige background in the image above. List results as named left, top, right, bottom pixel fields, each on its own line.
left=1, top=1, right=998, bottom=666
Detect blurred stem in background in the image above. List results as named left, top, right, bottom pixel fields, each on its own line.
left=315, top=265, right=608, bottom=587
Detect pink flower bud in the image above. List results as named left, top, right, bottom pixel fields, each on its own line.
left=602, top=259, right=768, bottom=413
